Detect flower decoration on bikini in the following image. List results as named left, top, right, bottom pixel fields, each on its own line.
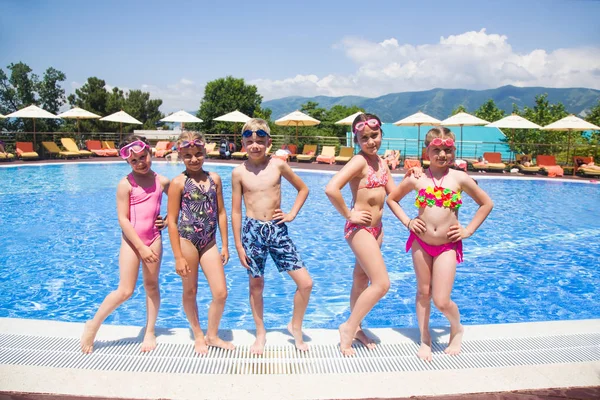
left=415, top=187, right=462, bottom=210
left=178, top=139, right=205, bottom=150
left=119, top=140, right=150, bottom=159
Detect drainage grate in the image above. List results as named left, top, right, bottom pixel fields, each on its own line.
left=0, top=333, right=598, bottom=375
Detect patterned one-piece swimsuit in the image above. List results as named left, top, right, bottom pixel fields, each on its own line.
left=177, top=171, right=218, bottom=252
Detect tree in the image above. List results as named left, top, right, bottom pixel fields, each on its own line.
left=37, top=67, right=66, bottom=132
left=475, top=99, right=505, bottom=123
left=195, top=76, right=263, bottom=134
left=450, top=105, right=468, bottom=116
left=124, top=90, right=164, bottom=130
left=68, top=77, right=110, bottom=132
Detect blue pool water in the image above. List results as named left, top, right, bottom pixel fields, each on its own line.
left=0, top=162, right=599, bottom=329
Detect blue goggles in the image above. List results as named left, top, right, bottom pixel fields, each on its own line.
left=242, top=129, right=270, bottom=138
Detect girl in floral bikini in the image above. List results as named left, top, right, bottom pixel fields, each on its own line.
left=387, top=127, right=493, bottom=361
left=167, top=131, right=234, bottom=353
left=325, top=113, right=395, bottom=356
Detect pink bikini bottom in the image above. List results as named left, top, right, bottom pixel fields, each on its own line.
left=405, top=232, right=463, bottom=263
left=344, top=221, right=382, bottom=240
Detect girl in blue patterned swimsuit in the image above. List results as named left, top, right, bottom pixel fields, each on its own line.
left=167, top=132, right=234, bottom=354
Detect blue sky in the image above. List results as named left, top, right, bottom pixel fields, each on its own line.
left=1, top=0, right=599, bottom=112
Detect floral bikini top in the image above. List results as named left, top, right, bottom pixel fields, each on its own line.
left=359, top=155, right=389, bottom=189
left=415, top=169, right=462, bottom=210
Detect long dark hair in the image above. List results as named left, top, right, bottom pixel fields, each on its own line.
left=351, top=113, right=383, bottom=143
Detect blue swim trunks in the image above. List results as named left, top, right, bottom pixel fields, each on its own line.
left=241, top=217, right=305, bottom=278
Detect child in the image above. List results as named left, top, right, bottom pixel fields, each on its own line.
left=387, top=127, right=493, bottom=361
left=231, top=118, right=313, bottom=355
left=167, top=132, right=234, bottom=354
left=81, top=135, right=170, bottom=353
left=325, top=113, right=395, bottom=356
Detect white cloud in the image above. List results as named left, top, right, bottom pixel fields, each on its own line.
left=250, top=28, right=600, bottom=100
left=139, top=78, right=204, bottom=112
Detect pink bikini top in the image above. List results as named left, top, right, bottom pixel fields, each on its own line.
left=359, top=155, right=389, bottom=189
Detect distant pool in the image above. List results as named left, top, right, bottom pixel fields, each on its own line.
left=0, top=162, right=599, bottom=329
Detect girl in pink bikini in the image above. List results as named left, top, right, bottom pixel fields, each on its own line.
left=81, top=135, right=170, bottom=354
left=325, top=113, right=395, bottom=356
left=387, top=127, right=493, bottom=361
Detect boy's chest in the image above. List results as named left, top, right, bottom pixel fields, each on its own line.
left=242, top=170, right=281, bottom=192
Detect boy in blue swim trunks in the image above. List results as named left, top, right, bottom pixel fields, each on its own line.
left=232, top=118, right=313, bottom=355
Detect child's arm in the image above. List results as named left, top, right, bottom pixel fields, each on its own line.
left=324, top=157, right=371, bottom=225
left=386, top=175, right=426, bottom=234
left=274, top=160, right=309, bottom=224
left=231, top=168, right=250, bottom=270
left=167, top=175, right=190, bottom=277
left=447, top=174, right=494, bottom=242
left=116, top=179, right=158, bottom=263
left=211, top=172, right=229, bottom=265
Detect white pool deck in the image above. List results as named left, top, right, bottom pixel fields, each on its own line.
left=0, top=318, right=598, bottom=399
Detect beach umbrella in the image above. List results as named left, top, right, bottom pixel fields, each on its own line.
left=542, top=114, right=600, bottom=163
left=440, top=112, right=489, bottom=158
left=100, top=110, right=143, bottom=141
left=213, top=110, right=251, bottom=144
left=393, top=111, right=441, bottom=158
left=160, top=110, right=203, bottom=131
left=57, top=107, right=101, bottom=134
left=334, top=111, right=364, bottom=126
left=275, top=110, right=320, bottom=143
left=486, top=114, right=541, bottom=161
left=5, top=105, right=61, bottom=147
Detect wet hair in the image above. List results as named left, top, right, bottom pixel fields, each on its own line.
left=423, top=127, right=456, bottom=147
left=241, top=118, right=270, bottom=136
left=118, top=135, right=150, bottom=150
left=352, top=113, right=383, bottom=143
left=176, top=131, right=205, bottom=148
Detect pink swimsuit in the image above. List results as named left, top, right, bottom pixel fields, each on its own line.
left=127, top=173, right=163, bottom=246
left=344, top=155, right=388, bottom=239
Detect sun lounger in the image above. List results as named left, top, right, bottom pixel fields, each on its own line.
left=101, top=141, right=119, bottom=154
left=152, top=141, right=173, bottom=158
left=335, top=146, right=354, bottom=164
left=515, top=154, right=541, bottom=174
left=231, top=145, right=248, bottom=159
left=60, top=138, right=93, bottom=157
left=382, top=149, right=401, bottom=170
left=202, top=142, right=218, bottom=158
left=536, top=155, right=564, bottom=177
left=472, top=152, right=506, bottom=172
left=15, top=142, right=39, bottom=160
left=403, top=158, right=422, bottom=170
left=316, top=146, right=336, bottom=164
left=85, top=140, right=111, bottom=157
left=42, top=141, right=80, bottom=159
left=296, top=144, right=318, bottom=162
left=0, top=142, right=15, bottom=161
left=574, top=156, right=600, bottom=177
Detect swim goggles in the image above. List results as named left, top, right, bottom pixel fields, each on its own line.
left=354, top=118, right=380, bottom=133
left=178, top=139, right=205, bottom=150
left=242, top=129, right=270, bottom=138
left=428, top=138, right=455, bottom=148
left=119, top=140, right=150, bottom=159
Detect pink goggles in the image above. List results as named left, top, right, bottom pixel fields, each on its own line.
left=119, top=140, right=150, bottom=159
left=178, top=139, right=205, bottom=150
left=354, top=118, right=380, bottom=133
left=428, top=138, right=455, bottom=148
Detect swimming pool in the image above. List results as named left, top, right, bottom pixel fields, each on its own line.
left=1, top=162, right=599, bottom=330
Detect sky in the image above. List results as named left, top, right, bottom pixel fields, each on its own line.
left=1, top=0, right=600, bottom=113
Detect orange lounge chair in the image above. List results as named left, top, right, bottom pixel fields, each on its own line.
left=515, top=154, right=541, bottom=174
left=15, top=142, right=39, bottom=160
left=574, top=156, right=600, bottom=177
left=85, top=140, right=110, bottom=156
left=97, top=140, right=119, bottom=156
left=335, top=146, right=354, bottom=164
left=472, top=152, right=506, bottom=172
left=153, top=141, right=173, bottom=158
left=403, top=158, right=421, bottom=170
left=61, top=138, right=93, bottom=157
left=316, top=146, right=336, bottom=164
left=42, top=141, right=79, bottom=159
left=296, top=144, right=318, bottom=162
left=537, top=155, right=564, bottom=177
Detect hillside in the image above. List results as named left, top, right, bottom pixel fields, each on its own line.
left=262, top=85, right=600, bottom=122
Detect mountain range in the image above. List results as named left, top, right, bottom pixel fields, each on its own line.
left=262, top=85, right=600, bottom=122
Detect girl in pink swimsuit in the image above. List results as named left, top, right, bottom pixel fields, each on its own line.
left=387, top=127, right=493, bottom=362
left=325, top=113, right=395, bottom=356
left=81, top=135, right=170, bottom=354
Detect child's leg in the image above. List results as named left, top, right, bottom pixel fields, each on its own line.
left=81, top=238, right=141, bottom=353
left=179, top=238, right=207, bottom=354
left=431, top=250, right=463, bottom=355
left=286, top=268, right=313, bottom=351
left=249, top=276, right=266, bottom=355
left=140, top=238, right=162, bottom=352
left=340, top=230, right=390, bottom=356
left=198, top=242, right=234, bottom=350
left=411, top=241, right=434, bottom=361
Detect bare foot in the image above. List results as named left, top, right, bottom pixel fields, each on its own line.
left=194, top=336, right=208, bottom=355
left=206, top=335, right=235, bottom=351
left=417, top=332, right=432, bottom=362
left=250, top=332, right=266, bottom=355
left=80, top=321, right=97, bottom=354
left=287, top=323, right=309, bottom=352
left=444, top=324, right=464, bottom=355
left=338, top=322, right=355, bottom=356
left=140, top=331, right=157, bottom=352
left=355, top=327, right=376, bottom=350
